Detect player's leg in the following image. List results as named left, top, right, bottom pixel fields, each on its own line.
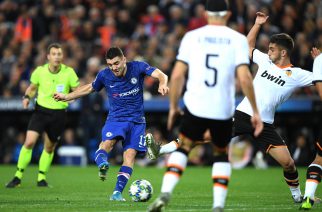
left=6, top=130, right=40, bottom=188
left=253, top=123, right=302, bottom=203
left=148, top=109, right=202, bottom=212
left=300, top=139, right=322, bottom=210
left=95, top=140, right=116, bottom=181
left=37, top=132, right=57, bottom=187
left=210, top=119, right=233, bottom=211
left=146, top=133, right=180, bottom=160
left=110, top=122, right=145, bottom=201
left=37, top=109, right=65, bottom=187
left=109, top=148, right=137, bottom=201
left=6, top=110, right=45, bottom=188
left=148, top=139, right=192, bottom=212
left=269, top=146, right=302, bottom=202
left=95, top=121, right=125, bottom=181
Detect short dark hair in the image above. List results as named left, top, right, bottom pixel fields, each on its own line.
left=270, top=33, right=294, bottom=55
left=47, top=43, right=62, bottom=54
left=206, top=0, right=229, bottom=12
left=105, top=47, right=124, bottom=60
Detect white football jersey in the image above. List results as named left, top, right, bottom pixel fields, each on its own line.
left=177, top=25, right=249, bottom=120
left=236, top=49, right=313, bottom=124
left=313, top=54, right=322, bottom=84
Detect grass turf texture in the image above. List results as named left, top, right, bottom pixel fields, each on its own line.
left=0, top=166, right=321, bottom=211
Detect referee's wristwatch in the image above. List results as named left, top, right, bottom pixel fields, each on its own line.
left=22, top=95, right=30, bottom=100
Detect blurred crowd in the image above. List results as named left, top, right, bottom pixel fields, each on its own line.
left=0, top=0, right=321, bottom=98
left=0, top=0, right=322, bottom=165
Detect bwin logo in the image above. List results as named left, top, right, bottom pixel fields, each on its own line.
left=261, top=70, right=285, bottom=86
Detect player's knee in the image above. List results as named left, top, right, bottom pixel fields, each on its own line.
left=281, top=158, right=295, bottom=171
left=100, top=140, right=114, bottom=152
left=313, top=154, right=322, bottom=164
left=44, top=145, right=56, bottom=153
left=180, top=141, right=193, bottom=153
left=24, top=141, right=36, bottom=149
left=306, top=165, right=322, bottom=183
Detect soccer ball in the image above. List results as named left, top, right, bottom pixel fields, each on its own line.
left=128, top=179, right=153, bottom=202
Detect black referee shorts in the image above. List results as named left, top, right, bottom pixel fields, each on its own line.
left=233, top=110, right=286, bottom=153
left=27, top=104, right=66, bottom=143
left=180, top=108, right=233, bottom=149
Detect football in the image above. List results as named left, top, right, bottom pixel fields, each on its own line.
left=128, top=179, right=153, bottom=202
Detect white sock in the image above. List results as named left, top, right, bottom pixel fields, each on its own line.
left=161, top=151, right=188, bottom=193
left=160, top=141, right=179, bottom=155
left=304, top=181, right=318, bottom=199
left=304, top=164, right=322, bottom=199
left=290, top=186, right=302, bottom=201
left=212, top=162, right=231, bottom=209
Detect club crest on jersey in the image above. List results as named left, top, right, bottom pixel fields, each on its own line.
left=285, top=70, right=292, bottom=77
left=131, top=77, right=138, bottom=84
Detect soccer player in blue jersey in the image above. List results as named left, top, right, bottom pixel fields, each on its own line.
left=53, top=47, right=172, bottom=201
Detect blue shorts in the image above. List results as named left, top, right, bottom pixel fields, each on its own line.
left=101, top=121, right=146, bottom=153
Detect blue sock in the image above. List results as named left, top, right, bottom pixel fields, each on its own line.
left=114, top=166, right=133, bottom=193
left=94, top=149, right=109, bottom=167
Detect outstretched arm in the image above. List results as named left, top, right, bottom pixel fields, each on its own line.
left=150, top=68, right=169, bottom=96
left=237, top=64, right=263, bottom=137
left=247, top=12, right=269, bottom=58
left=53, top=83, right=94, bottom=102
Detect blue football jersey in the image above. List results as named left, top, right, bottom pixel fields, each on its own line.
left=92, top=61, right=156, bottom=123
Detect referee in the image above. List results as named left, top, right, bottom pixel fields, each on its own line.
left=6, top=43, right=79, bottom=188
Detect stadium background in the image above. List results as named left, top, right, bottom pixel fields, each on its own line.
left=0, top=0, right=321, bottom=167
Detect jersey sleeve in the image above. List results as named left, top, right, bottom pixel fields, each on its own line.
left=235, top=36, right=250, bottom=66
left=176, top=33, right=190, bottom=64
left=138, top=61, right=156, bottom=76
left=92, top=70, right=104, bottom=92
left=69, top=68, right=80, bottom=88
left=30, top=67, right=40, bottom=85
left=252, top=49, right=269, bottom=65
left=313, top=54, right=322, bottom=84
left=295, top=69, right=313, bottom=87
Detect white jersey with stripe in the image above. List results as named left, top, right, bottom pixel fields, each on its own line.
left=177, top=25, right=250, bottom=120
left=236, top=49, right=313, bottom=124
left=313, top=54, right=322, bottom=84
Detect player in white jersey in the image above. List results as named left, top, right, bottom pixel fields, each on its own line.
left=148, top=1, right=263, bottom=212
left=300, top=53, right=322, bottom=210
left=234, top=12, right=319, bottom=204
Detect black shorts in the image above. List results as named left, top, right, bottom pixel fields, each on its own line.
left=233, top=110, right=286, bottom=153
left=28, top=104, right=66, bottom=143
left=179, top=108, right=233, bottom=149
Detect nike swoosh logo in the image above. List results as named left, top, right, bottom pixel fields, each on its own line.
left=110, top=85, right=115, bottom=88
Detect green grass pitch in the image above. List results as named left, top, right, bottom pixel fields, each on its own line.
left=0, top=165, right=321, bottom=211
